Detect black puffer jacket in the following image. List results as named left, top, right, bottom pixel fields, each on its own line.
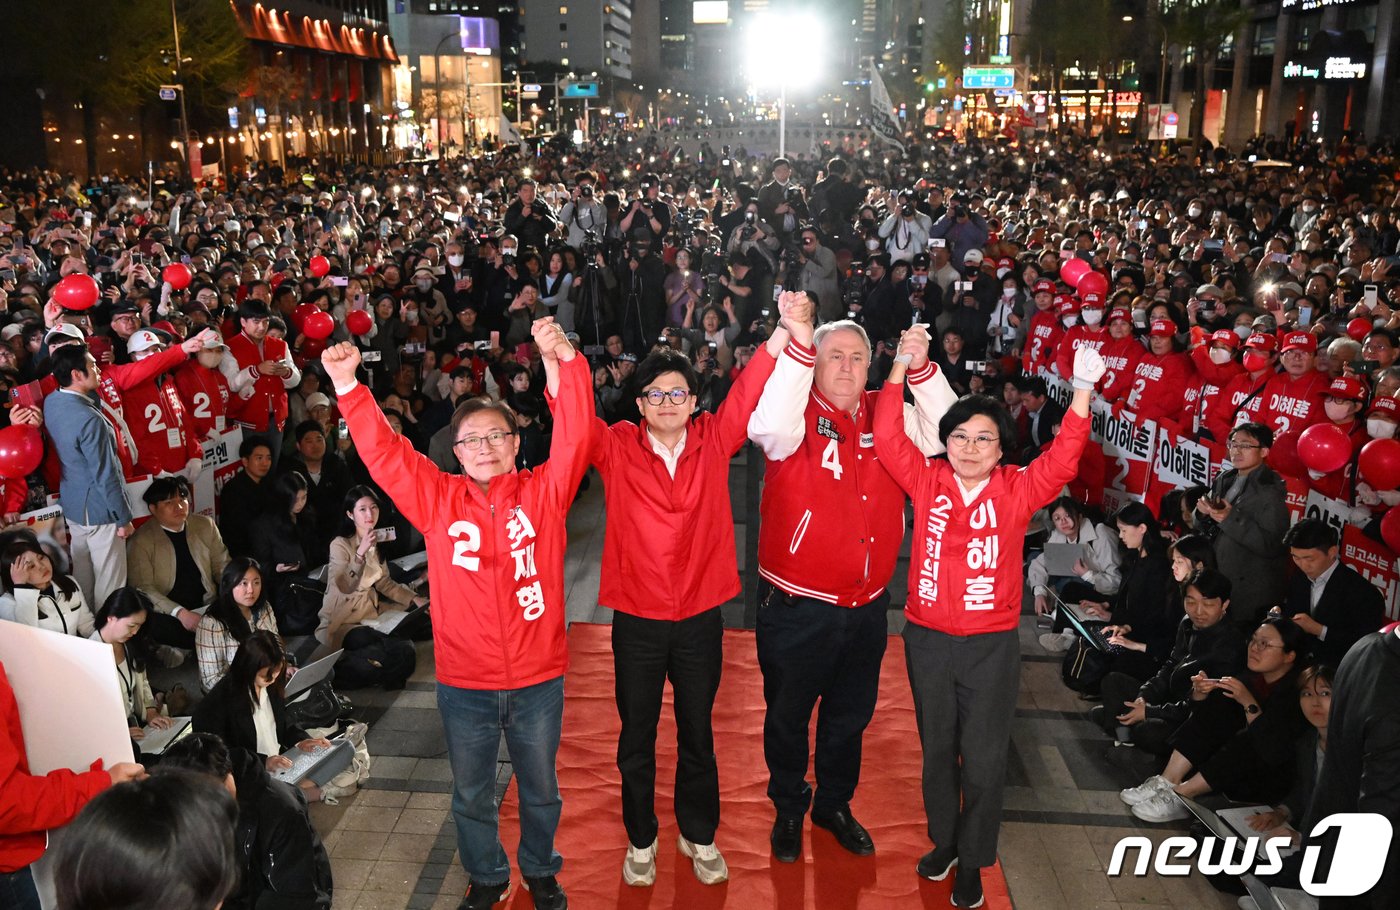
left=1139, top=616, right=1245, bottom=726
left=226, top=747, right=333, bottom=910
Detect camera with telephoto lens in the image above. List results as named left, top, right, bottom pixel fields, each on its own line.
left=901, top=203, right=915, bottom=218
left=580, top=184, right=594, bottom=198
left=785, top=186, right=803, bottom=204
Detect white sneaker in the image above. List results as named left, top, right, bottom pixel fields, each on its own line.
left=622, top=838, right=656, bottom=887
left=1132, top=791, right=1190, bottom=823
left=677, top=835, right=729, bottom=885
left=1119, top=774, right=1175, bottom=806
left=1038, top=631, right=1076, bottom=653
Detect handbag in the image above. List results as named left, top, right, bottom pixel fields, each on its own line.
left=1061, top=631, right=1114, bottom=695
left=284, top=678, right=342, bottom=731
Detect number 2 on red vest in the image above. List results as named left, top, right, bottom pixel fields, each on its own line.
left=449, top=520, right=481, bottom=571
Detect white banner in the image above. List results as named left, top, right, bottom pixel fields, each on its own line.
left=868, top=61, right=905, bottom=152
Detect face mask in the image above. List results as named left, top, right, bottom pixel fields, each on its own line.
left=1061, top=315, right=1077, bottom=328
left=1242, top=350, right=1271, bottom=372
left=1131, top=308, right=1148, bottom=326
left=1302, top=205, right=1317, bottom=214
left=1233, top=325, right=1253, bottom=341
left=448, top=254, right=465, bottom=267
left=415, top=280, right=433, bottom=292
left=1188, top=206, right=1202, bottom=218
left=1209, top=347, right=1234, bottom=365
left=403, top=308, right=419, bottom=325
left=1002, top=287, right=1015, bottom=298
left=1367, top=418, right=1397, bottom=439
left=1080, top=309, right=1103, bottom=326
left=1325, top=401, right=1355, bottom=424
left=353, top=263, right=368, bottom=275
left=865, top=238, right=881, bottom=251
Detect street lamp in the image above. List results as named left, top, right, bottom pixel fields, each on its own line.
left=745, top=12, right=824, bottom=158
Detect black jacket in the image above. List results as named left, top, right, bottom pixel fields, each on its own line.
left=225, top=747, right=333, bottom=910
left=1281, top=561, right=1386, bottom=668
left=194, top=675, right=309, bottom=762
left=502, top=198, right=557, bottom=255
left=218, top=472, right=273, bottom=560
left=1139, top=617, right=1245, bottom=726
left=1113, top=551, right=1181, bottom=661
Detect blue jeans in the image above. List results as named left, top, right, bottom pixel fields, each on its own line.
left=437, top=676, right=565, bottom=884
left=0, top=867, right=40, bottom=910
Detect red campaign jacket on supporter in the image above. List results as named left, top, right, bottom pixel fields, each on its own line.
left=0, top=662, right=111, bottom=873
left=122, top=374, right=202, bottom=474
left=1260, top=370, right=1330, bottom=439
left=1307, top=420, right=1368, bottom=501
left=226, top=333, right=294, bottom=431
left=1206, top=369, right=1275, bottom=442
left=173, top=360, right=232, bottom=440
left=96, top=347, right=188, bottom=478
left=0, top=478, right=26, bottom=518
left=1021, top=311, right=1063, bottom=376
left=1123, top=350, right=1195, bottom=429
left=874, top=399, right=1090, bottom=636
left=1187, top=347, right=1244, bottom=436
left=1097, top=336, right=1145, bottom=404
left=748, top=343, right=956, bottom=607
left=591, top=347, right=778, bottom=622
left=1054, top=326, right=1108, bottom=380
left=338, top=354, right=593, bottom=690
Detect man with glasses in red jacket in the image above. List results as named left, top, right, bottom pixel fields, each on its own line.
left=320, top=318, right=590, bottom=910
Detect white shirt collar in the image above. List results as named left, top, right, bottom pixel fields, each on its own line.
left=646, top=427, right=687, bottom=479
left=957, top=477, right=990, bottom=506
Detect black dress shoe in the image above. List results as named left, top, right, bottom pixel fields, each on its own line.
left=917, top=846, right=958, bottom=881
left=770, top=814, right=803, bottom=863
left=952, top=865, right=984, bottom=908
left=458, top=879, right=510, bottom=910
left=523, top=875, right=567, bottom=910
left=812, top=806, right=875, bottom=856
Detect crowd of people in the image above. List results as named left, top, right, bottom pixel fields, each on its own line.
left=0, top=125, right=1398, bottom=910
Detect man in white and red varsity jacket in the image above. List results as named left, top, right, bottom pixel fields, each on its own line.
left=221, top=299, right=300, bottom=467
left=321, top=320, right=590, bottom=910
left=746, top=293, right=955, bottom=863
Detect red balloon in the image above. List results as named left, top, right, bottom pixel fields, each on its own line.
left=1267, top=432, right=1305, bottom=478
left=299, top=337, right=328, bottom=360
left=292, top=302, right=319, bottom=330
left=346, top=309, right=373, bottom=336
left=1359, top=438, right=1400, bottom=490
left=1347, top=317, right=1373, bottom=341
left=162, top=263, right=192, bottom=290
left=1077, top=270, right=1109, bottom=298
left=1060, top=258, right=1091, bottom=289
left=1297, top=423, right=1354, bottom=474
left=308, top=255, right=331, bottom=278
left=302, top=310, right=335, bottom=340
left=52, top=274, right=100, bottom=311
left=1382, top=508, right=1400, bottom=555
left=0, top=425, right=43, bottom=480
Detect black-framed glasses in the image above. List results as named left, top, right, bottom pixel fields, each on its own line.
left=1226, top=442, right=1261, bottom=451
left=455, top=430, right=515, bottom=451
left=642, top=388, right=691, bottom=406
left=1247, top=636, right=1284, bottom=650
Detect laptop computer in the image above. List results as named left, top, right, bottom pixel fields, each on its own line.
left=285, top=649, right=343, bottom=701
left=1178, top=796, right=1296, bottom=863
left=1047, top=589, right=1112, bottom=652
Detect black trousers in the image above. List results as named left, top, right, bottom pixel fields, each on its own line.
left=145, top=609, right=195, bottom=649
left=612, top=606, right=723, bottom=848
left=1099, top=671, right=1178, bottom=755
left=903, top=623, right=1020, bottom=869
left=756, top=585, right=888, bottom=818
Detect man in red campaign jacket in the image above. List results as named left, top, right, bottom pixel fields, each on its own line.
left=1054, top=291, right=1108, bottom=379
left=0, top=660, right=145, bottom=904
left=321, top=320, right=591, bottom=910
left=1260, top=331, right=1329, bottom=439
left=1122, top=319, right=1195, bottom=430
left=221, top=298, right=300, bottom=467
left=1097, top=308, right=1145, bottom=404
left=121, top=330, right=204, bottom=480
left=1308, top=375, right=1370, bottom=501
left=174, top=331, right=233, bottom=440
left=1020, top=279, right=1061, bottom=376
left=588, top=299, right=793, bottom=888
left=1186, top=330, right=1244, bottom=436
left=875, top=338, right=1104, bottom=907
left=746, top=297, right=956, bottom=863
left=1206, top=332, right=1279, bottom=443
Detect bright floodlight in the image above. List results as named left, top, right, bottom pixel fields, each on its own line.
left=745, top=12, right=824, bottom=88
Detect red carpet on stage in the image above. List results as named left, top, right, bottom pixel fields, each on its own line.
left=496, top=622, right=1014, bottom=909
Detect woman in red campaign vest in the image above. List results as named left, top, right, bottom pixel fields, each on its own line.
left=875, top=335, right=1105, bottom=909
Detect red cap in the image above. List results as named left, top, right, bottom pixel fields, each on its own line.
left=1148, top=319, right=1176, bottom=338
left=1369, top=396, right=1400, bottom=419
left=1244, top=332, right=1278, bottom=351
left=1056, top=296, right=1079, bottom=316
left=1107, top=308, right=1132, bottom=324
left=1209, top=329, right=1241, bottom=349
left=1033, top=278, right=1056, bottom=295
left=996, top=257, right=1014, bottom=272
left=1281, top=331, right=1317, bottom=353
left=1326, top=376, right=1367, bottom=402
left=1080, top=291, right=1105, bottom=307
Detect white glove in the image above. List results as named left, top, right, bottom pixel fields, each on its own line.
left=1071, top=346, right=1107, bottom=390
left=181, top=457, right=203, bottom=483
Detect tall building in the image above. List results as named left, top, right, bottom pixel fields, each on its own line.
left=520, top=0, right=634, bottom=80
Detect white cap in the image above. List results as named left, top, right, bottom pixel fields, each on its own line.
left=200, top=331, right=227, bottom=351
left=127, top=329, right=167, bottom=355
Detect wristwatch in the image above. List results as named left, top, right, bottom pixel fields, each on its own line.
left=1245, top=703, right=1260, bottom=716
